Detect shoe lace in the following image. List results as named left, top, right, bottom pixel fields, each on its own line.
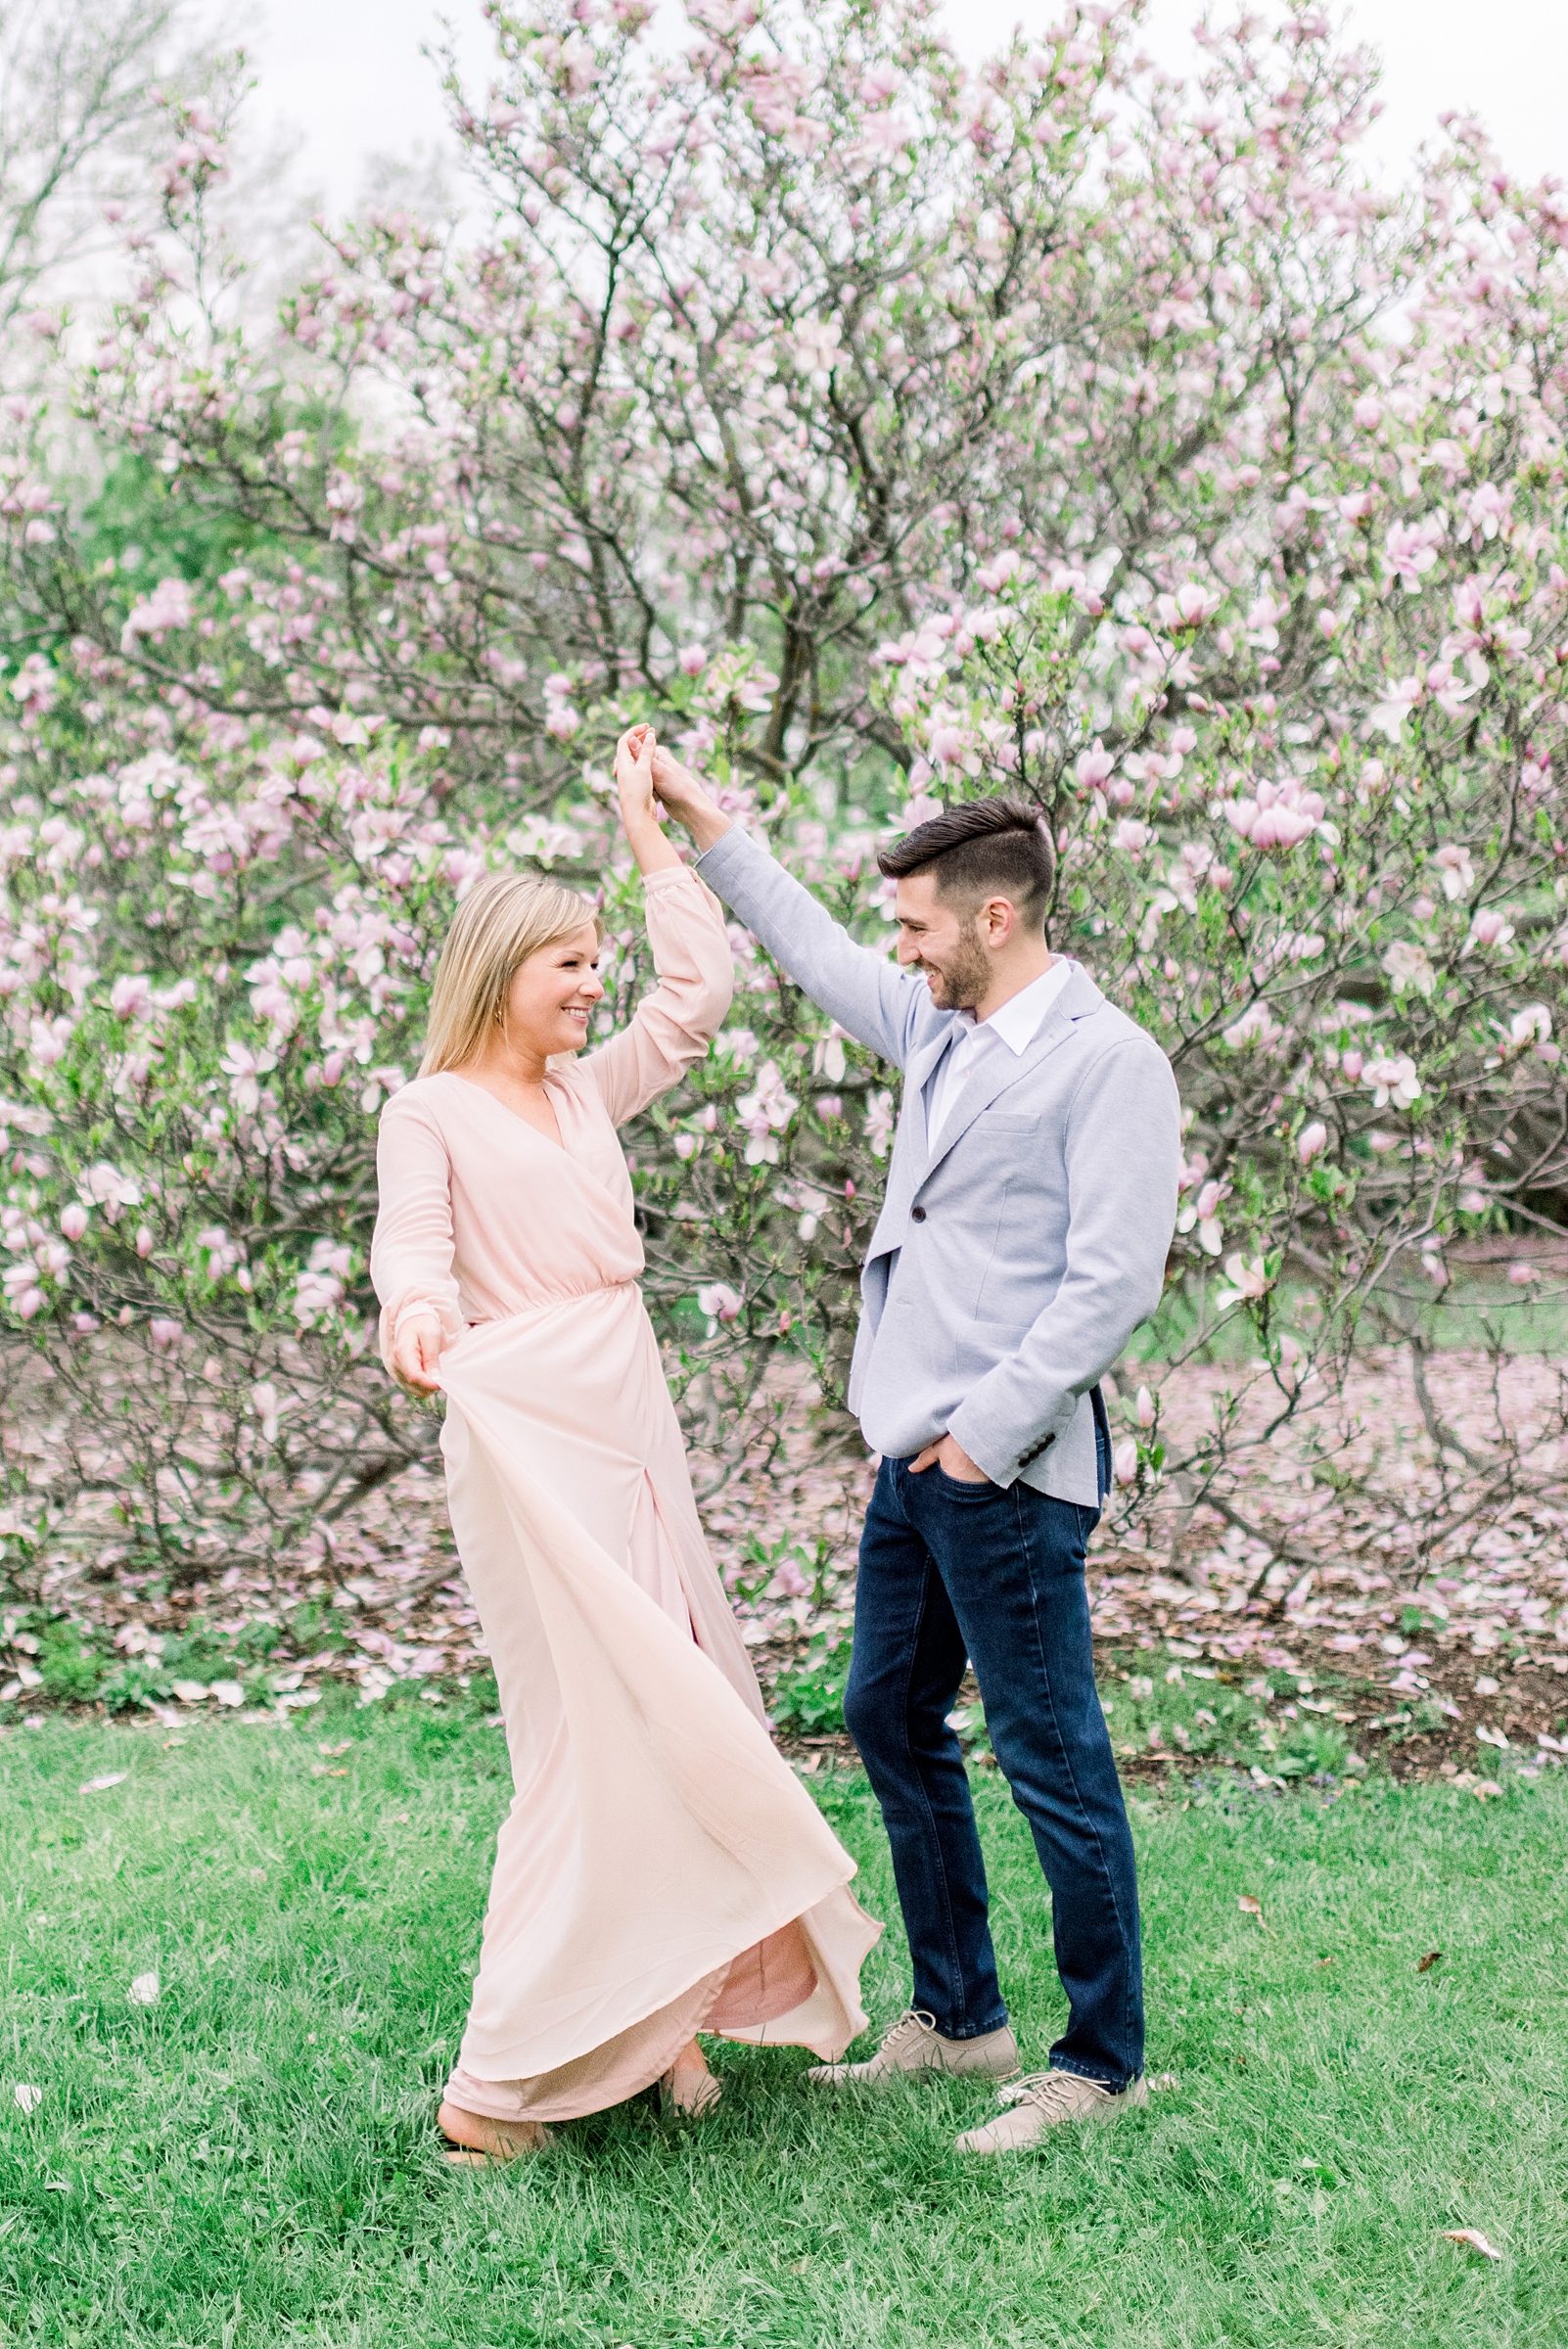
left=882, top=2008, right=939, bottom=2055
left=997, top=2069, right=1101, bottom=2112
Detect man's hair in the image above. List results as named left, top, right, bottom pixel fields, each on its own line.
left=876, top=796, right=1055, bottom=928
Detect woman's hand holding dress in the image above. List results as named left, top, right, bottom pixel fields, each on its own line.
left=392, top=1311, right=444, bottom=1395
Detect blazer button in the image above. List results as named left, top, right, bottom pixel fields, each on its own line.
left=910, top=1205, right=926, bottom=1222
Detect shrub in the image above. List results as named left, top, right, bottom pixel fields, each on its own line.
left=0, top=0, right=1565, bottom=1607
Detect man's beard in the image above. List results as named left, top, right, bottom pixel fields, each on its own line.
left=925, top=918, right=991, bottom=1009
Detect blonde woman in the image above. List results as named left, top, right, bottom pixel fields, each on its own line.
left=370, top=725, right=878, bottom=2160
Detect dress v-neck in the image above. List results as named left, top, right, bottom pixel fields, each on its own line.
left=442, top=1070, right=570, bottom=1153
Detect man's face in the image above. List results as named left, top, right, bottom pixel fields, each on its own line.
left=893, top=872, right=994, bottom=1009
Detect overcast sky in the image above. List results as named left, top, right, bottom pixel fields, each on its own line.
left=228, top=0, right=1565, bottom=224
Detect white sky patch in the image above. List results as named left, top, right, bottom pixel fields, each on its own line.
left=213, top=0, right=1566, bottom=229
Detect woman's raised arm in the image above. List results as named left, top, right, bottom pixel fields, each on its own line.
left=587, top=865, right=734, bottom=1128
left=586, top=727, right=734, bottom=1128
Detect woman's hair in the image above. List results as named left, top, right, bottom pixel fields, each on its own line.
left=419, top=872, right=602, bottom=1077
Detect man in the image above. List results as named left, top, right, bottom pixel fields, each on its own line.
left=652, top=752, right=1180, bottom=2155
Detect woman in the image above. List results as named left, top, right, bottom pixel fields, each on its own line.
left=371, top=724, right=878, bottom=2159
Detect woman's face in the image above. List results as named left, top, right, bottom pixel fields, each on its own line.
left=503, top=923, right=604, bottom=1059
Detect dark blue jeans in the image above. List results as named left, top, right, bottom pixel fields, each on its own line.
left=843, top=1454, right=1144, bottom=2091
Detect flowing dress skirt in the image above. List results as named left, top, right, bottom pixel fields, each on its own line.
left=436, top=1281, right=879, bottom=2125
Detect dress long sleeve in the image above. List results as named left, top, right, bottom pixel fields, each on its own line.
left=370, top=1087, right=466, bottom=1369
left=587, top=862, right=734, bottom=1128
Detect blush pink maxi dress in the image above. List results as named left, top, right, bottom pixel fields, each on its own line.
left=369, top=861, right=879, bottom=2125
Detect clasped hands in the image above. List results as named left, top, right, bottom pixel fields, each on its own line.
left=614, top=723, right=727, bottom=852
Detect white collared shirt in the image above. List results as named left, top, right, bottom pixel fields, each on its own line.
left=925, top=958, right=1073, bottom=1149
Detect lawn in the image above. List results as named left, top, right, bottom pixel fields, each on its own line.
left=3, top=1701, right=1564, bottom=2348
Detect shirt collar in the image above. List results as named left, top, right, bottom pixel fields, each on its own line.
left=968, top=958, right=1071, bottom=1057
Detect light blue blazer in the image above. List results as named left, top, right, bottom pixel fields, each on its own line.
left=697, top=827, right=1182, bottom=1507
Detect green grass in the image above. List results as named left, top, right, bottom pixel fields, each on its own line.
left=3, top=1703, right=1566, bottom=2348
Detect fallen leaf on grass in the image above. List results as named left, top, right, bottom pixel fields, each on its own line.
left=311, top=1766, right=349, bottom=1778
left=1148, top=2072, right=1180, bottom=2092
left=1476, top=1725, right=1510, bottom=1751
left=126, top=1972, right=160, bottom=2007
left=1443, top=2229, right=1501, bottom=2260
left=1473, top=1780, right=1503, bottom=1800
left=79, top=1773, right=126, bottom=1794
left=13, top=2084, right=42, bottom=2114
left=1238, top=1895, right=1265, bottom=1922
left=1416, top=1950, right=1443, bottom=1973
left=317, top=1741, right=350, bottom=1758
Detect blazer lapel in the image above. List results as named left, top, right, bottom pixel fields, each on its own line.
left=918, top=965, right=1104, bottom=1182
left=902, top=1021, right=962, bottom=1161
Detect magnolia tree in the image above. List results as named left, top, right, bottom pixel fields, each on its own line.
left=1, top=0, right=1567, bottom=1607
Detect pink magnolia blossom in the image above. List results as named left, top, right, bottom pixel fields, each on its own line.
left=1382, top=942, right=1435, bottom=996
left=734, top=1060, right=798, bottom=1164
left=1222, top=779, right=1321, bottom=851
left=864, top=1089, right=896, bottom=1160
left=110, top=973, right=153, bottom=1020
left=1361, top=1054, right=1422, bottom=1109
left=1465, top=482, right=1513, bottom=542
left=1220, top=1253, right=1271, bottom=1304
left=120, top=576, right=194, bottom=649
left=1433, top=843, right=1474, bottom=899
left=1366, top=676, right=1423, bottom=742
left=1222, top=1003, right=1284, bottom=1052
left=1156, top=581, right=1222, bottom=631
left=1074, top=740, right=1115, bottom=793
left=1383, top=521, right=1441, bottom=592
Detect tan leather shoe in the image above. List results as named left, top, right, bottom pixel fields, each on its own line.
left=807, top=2007, right=1019, bottom=2088
left=953, top=2067, right=1148, bottom=2153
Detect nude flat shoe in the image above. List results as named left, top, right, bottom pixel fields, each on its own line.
left=658, top=2064, right=723, bottom=2120
left=439, top=2135, right=553, bottom=2165
left=437, top=2105, right=553, bottom=2164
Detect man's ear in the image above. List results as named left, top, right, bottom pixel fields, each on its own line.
left=982, top=894, right=1018, bottom=944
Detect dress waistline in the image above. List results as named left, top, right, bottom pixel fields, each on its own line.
left=461, top=1278, right=639, bottom=1335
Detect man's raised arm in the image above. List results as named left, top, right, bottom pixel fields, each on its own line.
left=652, top=748, right=928, bottom=1070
